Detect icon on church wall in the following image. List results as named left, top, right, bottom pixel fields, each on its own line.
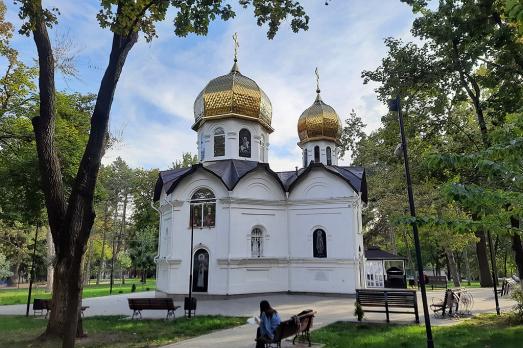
left=313, top=229, right=327, bottom=258
left=203, top=203, right=215, bottom=227
left=192, top=249, right=209, bottom=292
left=239, top=128, right=251, bottom=157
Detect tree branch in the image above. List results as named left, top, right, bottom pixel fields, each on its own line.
left=29, top=0, right=67, bottom=252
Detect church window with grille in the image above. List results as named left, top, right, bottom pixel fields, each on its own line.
left=251, top=228, right=263, bottom=258
left=314, top=146, right=320, bottom=163
left=190, top=188, right=216, bottom=228
left=326, top=147, right=332, bottom=165
left=214, top=128, right=225, bottom=157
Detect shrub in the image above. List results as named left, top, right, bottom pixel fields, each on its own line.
left=354, top=302, right=364, bottom=321
left=511, top=287, right=523, bottom=322
left=131, top=284, right=136, bottom=292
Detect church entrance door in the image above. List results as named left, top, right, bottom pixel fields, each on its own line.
left=192, top=249, right=209, bottom=292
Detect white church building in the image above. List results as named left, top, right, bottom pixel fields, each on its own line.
left=153, top=50, right=368, bottom=296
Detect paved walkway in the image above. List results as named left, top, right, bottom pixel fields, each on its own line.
left=0, top=288, right=515, bottom=348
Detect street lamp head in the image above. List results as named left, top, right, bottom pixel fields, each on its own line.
left=388, top=97, right=400, bottom=112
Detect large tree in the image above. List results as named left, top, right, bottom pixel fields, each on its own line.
left=14, top=1, right=310, bottom=346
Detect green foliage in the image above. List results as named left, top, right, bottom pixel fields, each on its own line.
left=89, top=0, right=309, bottom=41
left=506, top=0, right=523, bottom=35
left=0, top=252, right=12, bottom=278
left=511, top=287, right=523, bottom=322
left=340, top=110, right=366, bottom=160
left=171, top=152, right=198, bottom=169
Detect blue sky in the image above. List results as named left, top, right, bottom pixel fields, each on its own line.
left=4, top=0, right=415, bottom=171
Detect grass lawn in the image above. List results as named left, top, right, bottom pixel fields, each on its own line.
left=312, top=314, right=523, bottom=348
left=0, top=279, right=156, bottom=305
left=0, top=315, right=246, bottom=348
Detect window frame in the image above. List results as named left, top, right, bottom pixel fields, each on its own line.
left=314, top=146, right=320, bottom=163
left=326, top=146, right=332, bottom=165
left=313, top=228, right=327, bottom=258
left=213, top=127, right=225, bottom=157
left=239, top=128, right=252, bottom=158
left=251, top=227, right=263, bottom=258
left=190, top=188, right=216, bottom=228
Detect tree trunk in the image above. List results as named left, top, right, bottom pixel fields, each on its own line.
left=83, top=240, right=93, bottom=286
left=46, top=225, right=55, bottom=292
left=475, top=230, right=493, bottom=287
left=446, top=250, right=461, bottom=287
left=97, top=203, right=109, bottom=285
left=511, top=218, right=523, bottom=290
left=464, top=248, right=472, bottom=285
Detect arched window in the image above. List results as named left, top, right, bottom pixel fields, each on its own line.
left=303, top=149, right=308, bottom=167
left=314, top=146, right=320, bottom=163
left=326, top=146, right=332, bottom=165
left=190, top=188, right=215, bottom=228
left=259, top=134, right=265, bottom=162
left=239, top=128, right=251, bottom=158
left=214, top=128, right=225, bottom=157
left=313, top=229, right=327, bottom=258
left=251, top=227, right=263, bottom=258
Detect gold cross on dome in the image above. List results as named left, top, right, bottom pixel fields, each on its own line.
left=233, top=32, right=239, bottom=62
left=315, top=67, right=320, bottom=93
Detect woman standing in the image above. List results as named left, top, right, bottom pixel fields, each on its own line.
left=255, top=300, right=281, bottom=348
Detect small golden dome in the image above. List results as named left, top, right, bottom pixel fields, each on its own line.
left=192, top=62, right=273, bottom=133
left=297, top=92, right=342, bottom=146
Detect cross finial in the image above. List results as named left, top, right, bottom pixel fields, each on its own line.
left=315, top=67, right=320, bottom=94
left=233, top=32, right=239, bottom=62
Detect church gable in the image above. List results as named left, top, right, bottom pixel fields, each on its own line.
left=289, top=167, right=356, bottom=200
left=170, top=169, right=228, bottom=201
left=232, top=168, right=286, bottom=200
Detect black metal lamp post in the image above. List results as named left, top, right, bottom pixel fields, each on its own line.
left=487, top=231, right=500, bottom=315
left=388, top=96, right=434, bottom=348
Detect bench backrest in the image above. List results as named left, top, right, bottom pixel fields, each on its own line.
left=33, top=299, right=51, bottom=310
left=128, top=297, right=175, bottom=310
left=357, top=289, right=417, bottom=308
left=273, top=318, right=299, bottom=340
left=294, top=309, right=315, bottom=333
left=428, top=276, right=447, bottom=284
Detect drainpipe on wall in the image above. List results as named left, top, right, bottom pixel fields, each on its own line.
left=151, top=200, right=161, bottom=289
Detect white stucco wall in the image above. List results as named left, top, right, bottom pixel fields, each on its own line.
left=197, top=119, right=270, bottom=163
left=155, top=166, right=364, bottom=296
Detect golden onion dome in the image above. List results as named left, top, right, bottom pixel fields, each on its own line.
left=192, top=61, right=273, bottom=133
left=297, top=91, right=342, bottom=146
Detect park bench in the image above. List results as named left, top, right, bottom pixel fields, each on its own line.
left=33, top=298, right=52, bottom=317
left=427, top=276, right=448, bottom=290
left=33, top=299, right=89, bottom=318
left=127, top=297, right=180, bottom=320
left=258, top=309, right=316, bottom=348
left=356, top=289, right=419, bottom=323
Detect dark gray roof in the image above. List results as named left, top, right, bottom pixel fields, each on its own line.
left=365, top=247, right=406, bottom=260
left=154, top=160, right=367, bottom=203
